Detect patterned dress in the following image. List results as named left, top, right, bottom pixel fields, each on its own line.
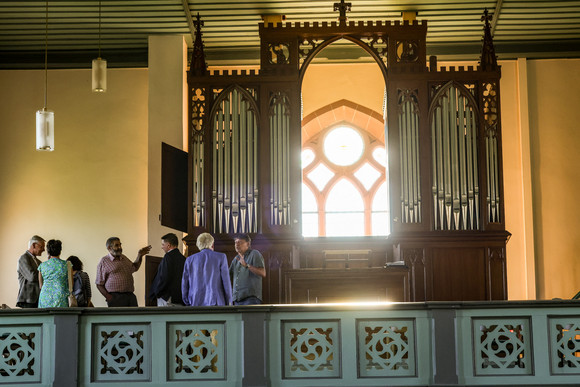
left=38, top=258, right=69, bottom=308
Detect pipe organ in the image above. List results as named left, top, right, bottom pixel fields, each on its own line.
left=210, top=86, right=260, bottom=234
left=181, top=7, right=509, bottom=303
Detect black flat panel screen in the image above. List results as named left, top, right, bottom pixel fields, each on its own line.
left=161, top=142, right=188, bottom=232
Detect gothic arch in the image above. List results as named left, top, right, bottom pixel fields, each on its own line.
left=302, top=99, right=384, bottom=144
left=298, top=35, right=388, bottom=84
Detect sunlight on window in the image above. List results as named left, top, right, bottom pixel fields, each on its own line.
left=302, top=183, right=319, bottom=237
left=307, top=163, right=335, bottom=191
left=301, top=117, right=389, bottom=237
left=324, top=126, right=364, bottom=166
left=326, top=180, right=364, bottom=236
left=354, top=162, right=381, bottom=190
left=302, top=148, right=315, bottom=169
left=373, top=147, right=387, bottom=167
left=371, top=182, right=389, bottom=235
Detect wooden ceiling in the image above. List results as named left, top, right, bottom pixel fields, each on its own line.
left=1, top=0, right=580, bottom=69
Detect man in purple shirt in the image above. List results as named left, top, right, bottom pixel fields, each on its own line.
left=182, top=233, right=232, bottom=306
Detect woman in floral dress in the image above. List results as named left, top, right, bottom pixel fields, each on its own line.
left=38, top=239, right=69, bottom=308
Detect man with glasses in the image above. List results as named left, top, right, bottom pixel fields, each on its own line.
left=229, top=234, right=266, bottom=305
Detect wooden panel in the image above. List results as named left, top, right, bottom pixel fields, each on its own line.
left=489, top=246, right=507, bottom=300
left=161, top=142, right=188, bottom=232
left=432, top=248, right=486, bottom=301
left=284, top=268, right=409, bottom=303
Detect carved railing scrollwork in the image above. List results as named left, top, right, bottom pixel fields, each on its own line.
left=474, top=319, right=530, bottom=375
left=0, top=325, right=41, bottom=381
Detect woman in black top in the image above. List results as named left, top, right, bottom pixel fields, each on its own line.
left=67, top=255, right=93, bottom=307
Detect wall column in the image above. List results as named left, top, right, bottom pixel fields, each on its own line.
left=147, top=36, right=188, bottom=266
left=516, top=57, right=537, bottom=299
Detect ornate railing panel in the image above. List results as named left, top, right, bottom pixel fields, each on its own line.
left=92, top=323, right=151, bottom=382
left=79, top=311, right=241, bottom=386
left=0, top=324, right=43, bottom=383
left=2, top=303, right=580, bottom=386
left=282, top=319, right=341, bottom=379
left=472, top=318, right=531, bottom=376
left=550, top=317, right=580, bottom=375
left=358, top=318, right=416, bottom=377
left=168, top=322, right=226, bottom=380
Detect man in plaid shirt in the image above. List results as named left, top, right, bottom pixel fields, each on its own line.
left=95, top=237, right=151, bottom=307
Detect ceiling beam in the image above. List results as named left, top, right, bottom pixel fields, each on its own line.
left=181, top=0, right=196, bottom=43
left=491, top=0, right=503, bottom=36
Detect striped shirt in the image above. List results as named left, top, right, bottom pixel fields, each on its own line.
left=95, top=253, right=136, bottom=293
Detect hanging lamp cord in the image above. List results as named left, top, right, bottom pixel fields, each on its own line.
left=44, top=0, right=48, bottom=108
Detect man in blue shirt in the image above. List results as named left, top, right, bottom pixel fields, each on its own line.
left=182, top=233, right=232, bottom=306
left=229, top=234, right=266, bottom=305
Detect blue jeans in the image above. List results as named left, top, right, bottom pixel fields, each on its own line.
left=233, top=296, right=262, bottom=305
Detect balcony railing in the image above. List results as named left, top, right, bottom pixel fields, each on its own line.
left=1, top=301, right=579, bottom=386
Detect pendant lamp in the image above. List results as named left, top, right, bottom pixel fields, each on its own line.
left=36, top=0, right=54, bottom=151
left=92, top=0, right=107, bottom=92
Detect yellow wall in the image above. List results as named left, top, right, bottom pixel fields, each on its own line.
left=302, top=62, right=385, bottom=117
left=527, top=59, right=580, bottom=299
left=499, top=60, right=530, bottom=300
left=0, top=69, right=149, bottom=307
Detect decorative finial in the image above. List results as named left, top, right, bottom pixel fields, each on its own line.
left=193, top=12, right=204, bottom=30
left=481, top=8, right=492, bottom=26
left=190, top=13, right=207, bottom=76
left=333, top=0, right=352, bottom=26
left=479, top=8, right=498, bottom=71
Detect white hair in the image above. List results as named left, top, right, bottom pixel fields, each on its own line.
left=28, top=235, right=45, bottom=249
left=196, top=233, right=214, bottom=250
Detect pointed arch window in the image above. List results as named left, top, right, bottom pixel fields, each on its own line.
left=302, top=119, right=389, bottom=237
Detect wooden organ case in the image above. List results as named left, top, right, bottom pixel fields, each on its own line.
left=181, top=6, right=509, bottom=303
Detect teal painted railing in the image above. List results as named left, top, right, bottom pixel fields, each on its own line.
left=1, top=301, right=579, bottom=386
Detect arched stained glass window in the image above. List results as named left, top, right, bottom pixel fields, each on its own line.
left=326, top=179, right=364, bottom=236
left=372, top=182, right=389, bottom=235
left=302, top=183, right=318, bottom=237
left=302, top=122, right=389, bottom=237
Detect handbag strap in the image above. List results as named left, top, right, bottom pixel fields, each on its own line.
left=67, top=261, right=73, bottom=294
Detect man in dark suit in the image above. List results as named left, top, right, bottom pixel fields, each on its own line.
left=16, top=235, right=45, bottom=308
left=149, top=233, right=186, bottom=306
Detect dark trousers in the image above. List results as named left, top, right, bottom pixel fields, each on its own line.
left=233, top=296, right=262, bottom=306
left=107, top=292, right=138, bottom=307
left=16, top=301, right=38, bottom=308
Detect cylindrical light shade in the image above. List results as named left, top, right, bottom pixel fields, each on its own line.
left=36, top=108, right=55, bottom=151
left=92, top=58, right=107, bottom=92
